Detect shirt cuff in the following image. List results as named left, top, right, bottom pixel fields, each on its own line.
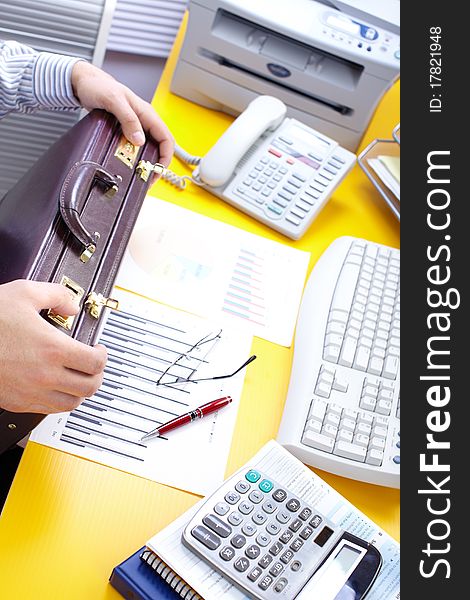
left=33, top=53, right=83, bottom=110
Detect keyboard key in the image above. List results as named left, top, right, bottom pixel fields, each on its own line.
left=302, top=431, right=334, bottom=453
left=366, top=449, right=384, bottom=466
left=334, top=441, right=367, bottom=462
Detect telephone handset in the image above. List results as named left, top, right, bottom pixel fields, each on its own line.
left=196, top=96, right=287, bottom=188
left=169, top=95, right=356, bottom=240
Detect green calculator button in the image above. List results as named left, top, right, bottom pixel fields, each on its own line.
left=259, top=479, right=274, bottom=493
left=246, top=470, right=261, bottom=483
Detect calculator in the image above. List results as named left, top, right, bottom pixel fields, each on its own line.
left=182, top=466, right=382, bottom=599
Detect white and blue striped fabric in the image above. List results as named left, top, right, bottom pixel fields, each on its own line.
left=0, top=39, right=82, bottom=118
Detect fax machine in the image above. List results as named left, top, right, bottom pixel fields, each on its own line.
left=170, top=0, right=400, bottom=150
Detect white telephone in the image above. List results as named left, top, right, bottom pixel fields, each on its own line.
left=166, top=96, right=356, bottom=240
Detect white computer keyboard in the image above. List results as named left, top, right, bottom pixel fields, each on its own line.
left=277, top=236, right=400, bottom=488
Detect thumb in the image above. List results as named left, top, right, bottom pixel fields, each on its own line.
left=26, top=281, right=81, bottom=316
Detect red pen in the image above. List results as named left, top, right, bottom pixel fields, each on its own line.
left=140, top=396, right=233, bottom=442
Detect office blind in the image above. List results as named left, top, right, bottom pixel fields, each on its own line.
left=0, top=0, right=114, bottom=198
left=107, top=0, right=187, bottom=58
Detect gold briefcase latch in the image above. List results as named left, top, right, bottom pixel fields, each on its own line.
left=85, top=292, right=119, bottom=319
left=136, top=160, right=166, bottom=182
left=47, top=276, right=85, bottom=330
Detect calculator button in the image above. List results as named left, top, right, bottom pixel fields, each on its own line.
left=242, top=522, right=258, bottom=537
left=202, top=514, right=232, bottom=538
left=299, top=526, right=314, bottom=540
left=258, top=553, right=273, bottom=569
left=228, top=511, right=244, bottom=526
left=274, top=577, right=289, bottom=593
left=249, top=170, right=258, bottom=178
left=270, top=161, right=279, bottom=169
left=264, top=169, right=274, bottom=177
left=276, top=510, right=291, bottom=524
left=214, top=502, right=230, bottom=516
left=280, top=549, right=294, bottom=564
left=248, top=566, right=263, bottom=582
left=234, top=557, right=250, bottom=572
left=324, top=165, right=337, bottom=176
left=273, top=174, right=283, bottom=182
left=272, top=488, right=288, bottom=503
left=239, top=501, right=254, bottom=515
left=259, top=575, right=274, bottom=591
left=259, top=479, right=274, bottom=493
left=248, top=490, right=264, bottom=504
left=231, top=534, right=247, bottom=548
left=225, top=491, right=240, bottom=505
left=310, top=514, right=323, bottom=528
left=286, top=178, right=301, bottom=189
left=256, top=532, right=271, bottom=547
left=291, top=560, right=302, bottom=572
left=262, top=500, right=277, bottom=514
left=219, top=546, right=236, bottom=561
left=191, top=525, right=221, bottom=550
left=266, top=522, right=281, bottom=536
left=252, top=182, right=262, bottom=192
left=292, top=172, right=307, bottom=182
left=252, top=511, right=268, bottom=525
left=260, top=156, right=270, bottom=164
left=245, top=469, right=261, bottom=483
left=280, top=530, right=294, bottom=544
left=290, top=538, right=304, bottom=552
left=269, top=562, right=284, bottom=577
left=332, top=154, right=345, bottom=164
left=319, top=171, right=333, bottom=182
left=269, top=148, right=282, bottom=158
left=289, top=518, right=303, bottom=532
left=235, top=480, right=251, bottom=494
left=245, top=544, right=261, bottom=559
left=286, top=498, right=301, bottom=512
left=299, top=194, right=316, bottom=206
left=269, top=541, right=283, bottom=556
left=279, top=167, right=288, bottom=174
left=243, top=179, right=252, bottom=186
left=254, top=163, right=264, bottom=171
left=267, top=181, right=277, bottom=189
left=299, top=507, right=312, bottom=521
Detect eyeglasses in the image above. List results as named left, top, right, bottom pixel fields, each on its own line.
left=155, top=328, right=257, bottom=387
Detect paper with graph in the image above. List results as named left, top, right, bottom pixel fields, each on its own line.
left=30, top=289, right=253, bottom=496
left=116, top=197, right=310, bottom=346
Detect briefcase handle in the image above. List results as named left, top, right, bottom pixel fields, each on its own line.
left=59, top=161, right=120, bottom=263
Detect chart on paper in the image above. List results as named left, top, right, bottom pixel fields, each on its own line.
left=30, top=289, right=253, bottom=496
left=116, top=197, right=310, bottom=346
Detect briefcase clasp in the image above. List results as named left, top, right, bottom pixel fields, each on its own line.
left=136, top=160, right=167, bottom=182
left=85, top=292, right=120, bottom=319
left=47, top=276, right=85, bottom=330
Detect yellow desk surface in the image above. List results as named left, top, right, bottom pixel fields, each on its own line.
left=0, top=21, right=400, bottom=599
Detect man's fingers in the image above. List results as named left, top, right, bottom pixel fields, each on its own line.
left=13, top=280, right=80, bottom=316
left=61, top=340, right=108, bottom=376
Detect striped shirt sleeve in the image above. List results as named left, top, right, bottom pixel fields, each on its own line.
left=0, top=39, right=83, bottom=118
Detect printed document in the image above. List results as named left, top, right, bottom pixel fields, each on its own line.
left=147, top=441, right=399, bottom=599
left=30, top=290, right=253, bottom=496
left=116, top=197, right=310, bottom=347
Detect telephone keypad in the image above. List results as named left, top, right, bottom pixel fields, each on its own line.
left=233, top=147, right=339, bottom=226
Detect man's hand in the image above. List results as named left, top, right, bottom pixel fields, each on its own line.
left=71, top=61, right=174, bottom=168
left=0, top=280, right=107, bottom=414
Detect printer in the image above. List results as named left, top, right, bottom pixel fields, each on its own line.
left=170, top=0, right=400, bottom=150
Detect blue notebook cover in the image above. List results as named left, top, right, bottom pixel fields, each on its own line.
left=109, top=546, right=181, bottom=600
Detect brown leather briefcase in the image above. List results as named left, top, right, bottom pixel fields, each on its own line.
left=0, top=109, right=162, bottom=453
